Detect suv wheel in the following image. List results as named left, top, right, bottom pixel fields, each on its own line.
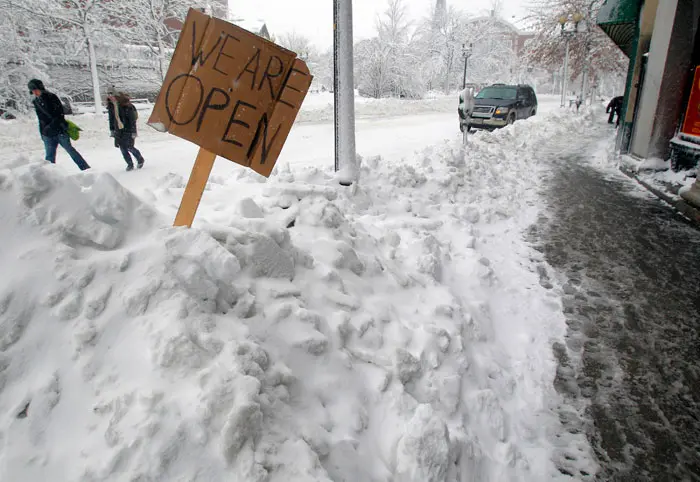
left=507, top=114, right=515, bottom=125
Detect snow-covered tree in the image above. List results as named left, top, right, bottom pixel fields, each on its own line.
left=355, top=37, right=391, bottom=98
left=463, top=16, right=520, bottom=86
left=525, top=0, right=627, bottom=96
left=8, top=0, right=118, bottom=113
left=278, top=31, right=317, bottom=62
left=311, top=49, right=333, bottom=92
left=0, top=1, right=50, bottom=115
left=105, top=0, right=189, bottom=83
left=434, top=6, right=467, bottom=93
left=355, top=0, right=423, bottom=99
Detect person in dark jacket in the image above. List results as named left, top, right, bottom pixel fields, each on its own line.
left=607, top=96, right=624, bottom=126
left=29, top=79, right=90, bottom=171
left=106, top=88, right=145, bottom=171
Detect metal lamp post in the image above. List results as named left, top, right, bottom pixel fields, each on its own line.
left=559, top=15, right=572, bottom=107
left=558, top=13, right=584, bottom=108
left=462, top=43, right=473, bottom=90
left=579, top=1, right=601, bottom=106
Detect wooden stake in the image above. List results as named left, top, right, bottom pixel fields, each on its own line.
left=174, top=147, right=217, bottom=227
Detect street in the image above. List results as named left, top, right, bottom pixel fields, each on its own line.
left=531, top=124, right=700, bottom=480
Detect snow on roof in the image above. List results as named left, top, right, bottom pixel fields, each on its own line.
left=230, top=18, right=267, bottom=35
left=465, top=15, right=534, bottom=36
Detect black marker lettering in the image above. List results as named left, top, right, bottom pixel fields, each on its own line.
left=291, top=67, right=310, bottom=77
left=190, top=24, right=222, bottom=68
left=274, top=65, right=308, bottom=109
left=258, top=55, right=284, bottom=100
left=164, top=73, right=204, bottom=126
left=236, top=50, right=261, bottom=90
left=249, top=112, right=282, bottom=164
left=213, top=34, right=240, bottom=76
left=222, top=100, right=257, bottom=147
left=197, top=87, right=230, bottom=132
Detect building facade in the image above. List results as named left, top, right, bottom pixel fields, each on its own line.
left=598, top=0, right=700, bottom=207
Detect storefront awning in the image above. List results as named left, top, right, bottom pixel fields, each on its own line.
left=597, top=0, right=642, bottom=57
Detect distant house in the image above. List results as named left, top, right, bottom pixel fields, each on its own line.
left=229, top=18, right=271, bottom=40
left=465, top=14, right=535, bottom=57
left=463, top=13, right=544, bottom=87
left=165, top=9, right=271, bottom=42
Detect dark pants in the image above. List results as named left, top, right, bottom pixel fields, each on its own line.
left=608, top=110, right=621, bottom=126
left=116, top=135, right=144, bottom=168
left=608, top=111, right=620, bottom=125
left=42, top=133, right=90, bottom=170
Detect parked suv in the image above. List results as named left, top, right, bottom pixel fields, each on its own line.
left=461, top=84, right=538, bottom=131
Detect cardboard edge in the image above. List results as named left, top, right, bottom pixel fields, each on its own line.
left=250, top=58, right=313, bottom=177
left=147, top=8, right=213, bottom=132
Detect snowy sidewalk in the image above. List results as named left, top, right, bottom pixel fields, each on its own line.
left=534, top=125, right=700, bottom=480
left=0, top=106, right=594, bottom=481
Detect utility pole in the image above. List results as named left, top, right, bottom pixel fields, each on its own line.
left=334, top=0, right=357, bottom=186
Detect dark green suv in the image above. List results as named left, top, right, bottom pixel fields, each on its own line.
left=464, top=84, right=538, bottom=131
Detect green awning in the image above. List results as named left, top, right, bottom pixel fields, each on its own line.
left=596, top=0, right=642, bottom=57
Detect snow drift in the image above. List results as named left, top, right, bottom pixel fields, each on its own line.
left=0, top=110, right=597, bottom=481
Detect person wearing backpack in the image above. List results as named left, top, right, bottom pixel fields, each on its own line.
left=106, top=88, right=145, bottom=171
left=28, top=79, right=90, bottom=171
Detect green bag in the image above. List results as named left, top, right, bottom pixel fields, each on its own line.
left=66, top=119, right=82, bottom=141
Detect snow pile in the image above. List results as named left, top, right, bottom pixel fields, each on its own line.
left=637, top=157, right=669, bottom=172
left=614, top=154, right=697, bottom=202
left=0, top=110, right=595, bottom=481
left=638, top=168, right=697, bottom=200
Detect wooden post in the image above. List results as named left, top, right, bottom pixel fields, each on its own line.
left=173, top=148, right=217, bottom=227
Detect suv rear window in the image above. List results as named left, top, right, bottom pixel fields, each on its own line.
left=476, top=86, right=517, bottom=100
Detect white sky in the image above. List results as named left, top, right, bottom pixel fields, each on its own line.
left=228, top=0, right=529, bottom=50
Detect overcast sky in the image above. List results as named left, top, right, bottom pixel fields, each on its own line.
left=228, top=0, right=529, bottom=50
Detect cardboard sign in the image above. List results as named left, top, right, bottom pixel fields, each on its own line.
left=682, top=66, right=700, bottom=138
left=149, top=8, right=313, bottom=177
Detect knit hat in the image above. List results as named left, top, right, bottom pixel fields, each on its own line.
left=28, top=79, right=45, bottom=92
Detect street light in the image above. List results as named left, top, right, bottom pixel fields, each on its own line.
left=579, top=0, right=601, bottom=107
left=558, top=13, right=584, bottom=108
left=462, top=43, right=473, bottom=90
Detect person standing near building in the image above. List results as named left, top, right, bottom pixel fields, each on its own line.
left=607, top=96, right=624, bottom=126
left=106, top=88, right=145, bottom=171
left=29, top=79, right=90, bottom=171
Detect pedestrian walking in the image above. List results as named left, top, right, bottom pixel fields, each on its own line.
left=29, top=79, right=90, bottom=171
left=106, top=88, right=145, bottom=171
left=607, top=96, right=623, bottom=126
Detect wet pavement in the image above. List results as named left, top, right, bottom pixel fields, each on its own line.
left=531, top=129, right=700, bottom=481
